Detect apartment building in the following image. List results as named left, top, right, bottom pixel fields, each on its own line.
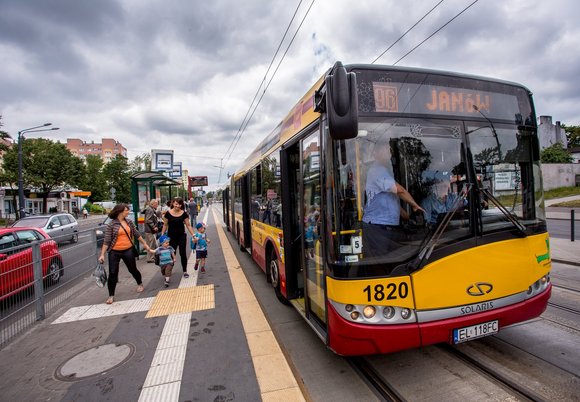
left=66, top=138, right=127, bottom=163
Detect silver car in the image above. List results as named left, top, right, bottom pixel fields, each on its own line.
left=12, top=213, right=79, bottom=244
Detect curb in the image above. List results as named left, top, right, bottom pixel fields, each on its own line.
left=552, top=258, right=580, bottom=267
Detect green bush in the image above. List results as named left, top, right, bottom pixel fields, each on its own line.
left=90, top=204, right=104, bottom=214
left=540, top=143, right=573, bottom=163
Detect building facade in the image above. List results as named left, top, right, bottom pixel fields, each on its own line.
left=538, top=115, right=567, bottom=150
left=66, top=138, right=127, bottom=163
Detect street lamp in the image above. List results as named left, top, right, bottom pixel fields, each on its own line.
left=17, top=123, right=60, bottom=219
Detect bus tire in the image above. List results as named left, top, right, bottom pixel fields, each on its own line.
left=269, top=249, right=288, bottom=305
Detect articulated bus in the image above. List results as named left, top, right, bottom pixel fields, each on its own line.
left=224, top=62, right=551, bottom=356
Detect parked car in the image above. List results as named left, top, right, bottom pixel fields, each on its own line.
left=95, top=215, right=135, bottom=248
left=0, top=227, right=64, bottom=302
left=12, top=213, right=79, bottom=245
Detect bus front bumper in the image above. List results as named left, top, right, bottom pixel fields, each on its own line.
left=327, top=285, right=551, bottom=356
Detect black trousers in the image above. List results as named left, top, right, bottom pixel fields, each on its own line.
left=169, top=233, right=188, bottom=272
left=107, top=247, right=142, bottom=296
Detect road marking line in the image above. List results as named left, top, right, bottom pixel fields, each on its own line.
left=52, top=297, right=155, bottom=324
left=138, top=208, right=209, bottom=402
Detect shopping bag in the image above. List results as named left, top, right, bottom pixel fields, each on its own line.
left=93, top=262, right=108, bottom=288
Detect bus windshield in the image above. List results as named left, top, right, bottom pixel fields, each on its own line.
left=326, top=117, right=545, bottom=278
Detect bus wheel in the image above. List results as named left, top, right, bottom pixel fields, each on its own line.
left=269, top=250, right=288, bottom=305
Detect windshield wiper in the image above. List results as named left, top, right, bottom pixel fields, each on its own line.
left=473, top=105, right=502, bottom=161
left=480, top=188, right=527, bottom=236
left=408, top=183, right=472, bottom=271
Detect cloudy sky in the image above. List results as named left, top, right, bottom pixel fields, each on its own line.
left=1, top=0, right=579, bottom=190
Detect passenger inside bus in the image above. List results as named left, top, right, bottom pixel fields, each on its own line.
left=421, top=174, right=462, bottom=226
left=361, top=139, right=424, bottom=258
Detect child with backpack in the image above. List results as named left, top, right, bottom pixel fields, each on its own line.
left=192, top=222, right=211, bottom=272
left=155, top=235, right=176, bottom=287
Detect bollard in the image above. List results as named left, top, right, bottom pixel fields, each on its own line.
left=572, top=210, right=575, bottom=242
left=32, top=241, right=46, bottom=321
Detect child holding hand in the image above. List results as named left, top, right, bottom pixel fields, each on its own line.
left=156, top=235, right=176, bottom=287
left=192, top=223, right=211, bottom=272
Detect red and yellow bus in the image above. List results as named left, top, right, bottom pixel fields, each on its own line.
left=225, top=62, right=551, bottom=356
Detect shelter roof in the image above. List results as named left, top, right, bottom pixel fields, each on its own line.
left=130, top=171, right=181, bottom=186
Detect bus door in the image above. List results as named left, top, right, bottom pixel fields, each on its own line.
left=223, top=187, right=230, bottom=231
left=280, top=141, right=303, bottom=300
left=281, top=129, right=326, bottom=328
left=237, top=175, right=252, bottom=250
left=300, top=131, right=326, bottom=326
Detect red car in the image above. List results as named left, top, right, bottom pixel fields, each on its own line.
left=0, top=227, right=64, bottom=302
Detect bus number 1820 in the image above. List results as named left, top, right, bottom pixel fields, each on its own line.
left=363, top=283, right=408, bottom=302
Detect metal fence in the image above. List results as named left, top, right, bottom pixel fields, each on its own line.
left=0, top=226, right=99, bottom=349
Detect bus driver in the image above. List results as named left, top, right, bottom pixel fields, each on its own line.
left=362, top=139, right=424, bottom=258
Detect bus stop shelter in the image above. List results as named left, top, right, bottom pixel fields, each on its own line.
left=130, top=171, right=182, bottom=224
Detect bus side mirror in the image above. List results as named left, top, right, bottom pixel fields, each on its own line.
left=324, top=61, right=358, bottom=140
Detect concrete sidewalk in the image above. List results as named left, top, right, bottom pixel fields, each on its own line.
left=550, top=236, right=579, bottom=266
left=544, top=196, right=579, bottom=265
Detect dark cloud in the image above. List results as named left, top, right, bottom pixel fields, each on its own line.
left=1, top=0, right=579, bottom=188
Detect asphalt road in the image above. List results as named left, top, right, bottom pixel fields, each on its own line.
left=546, top=218, right=579, bottom=239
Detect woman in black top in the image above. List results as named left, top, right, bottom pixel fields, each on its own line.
left=161, top=197, right=196, bottom=277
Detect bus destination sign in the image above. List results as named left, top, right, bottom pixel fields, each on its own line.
left=371, top=81, right=520, bottom=120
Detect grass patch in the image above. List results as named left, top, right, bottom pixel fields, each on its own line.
left=544, top=186, right=580, bottom=200
left=550, top=200, right=580, bottom=208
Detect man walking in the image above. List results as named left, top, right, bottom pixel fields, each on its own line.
left=188, top=198, right=198, bottom=227
left=144, top=199, right=160, bottom=263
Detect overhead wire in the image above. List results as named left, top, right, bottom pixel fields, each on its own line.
left=393, top=0, right=479, bottom=65
left=371, top=0, right=445, bottom=64
left=221, top=0, right=305, bottom=164
left=219, top=0, right=477, bottom=186
left=224, top=0, right=316, bottom=167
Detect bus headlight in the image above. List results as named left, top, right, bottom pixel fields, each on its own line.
left=383, top=306, right=395, bottom=319
left=525, top=274, right=551, bottom=299
left=363, top=306, right=376, bottom=319
left=329, top=300, right=417, bottom=325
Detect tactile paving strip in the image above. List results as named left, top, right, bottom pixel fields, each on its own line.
left=145, top=285, right=215, bottom=318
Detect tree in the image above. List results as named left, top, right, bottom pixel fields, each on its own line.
left=129, top=153, right=152, bottom=173
left=540, top=143, right=573, bottom=163
left=0, top=115, right=11, bottom=153
left=2, top=138, right=85, bottom=213
left=0, top=116, right=16, bottom=214
left=561, top=124, right=580, bottom=148
left=81, top=154, right=108, bottom=202
left=103, top=155, right=132, bottom=203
